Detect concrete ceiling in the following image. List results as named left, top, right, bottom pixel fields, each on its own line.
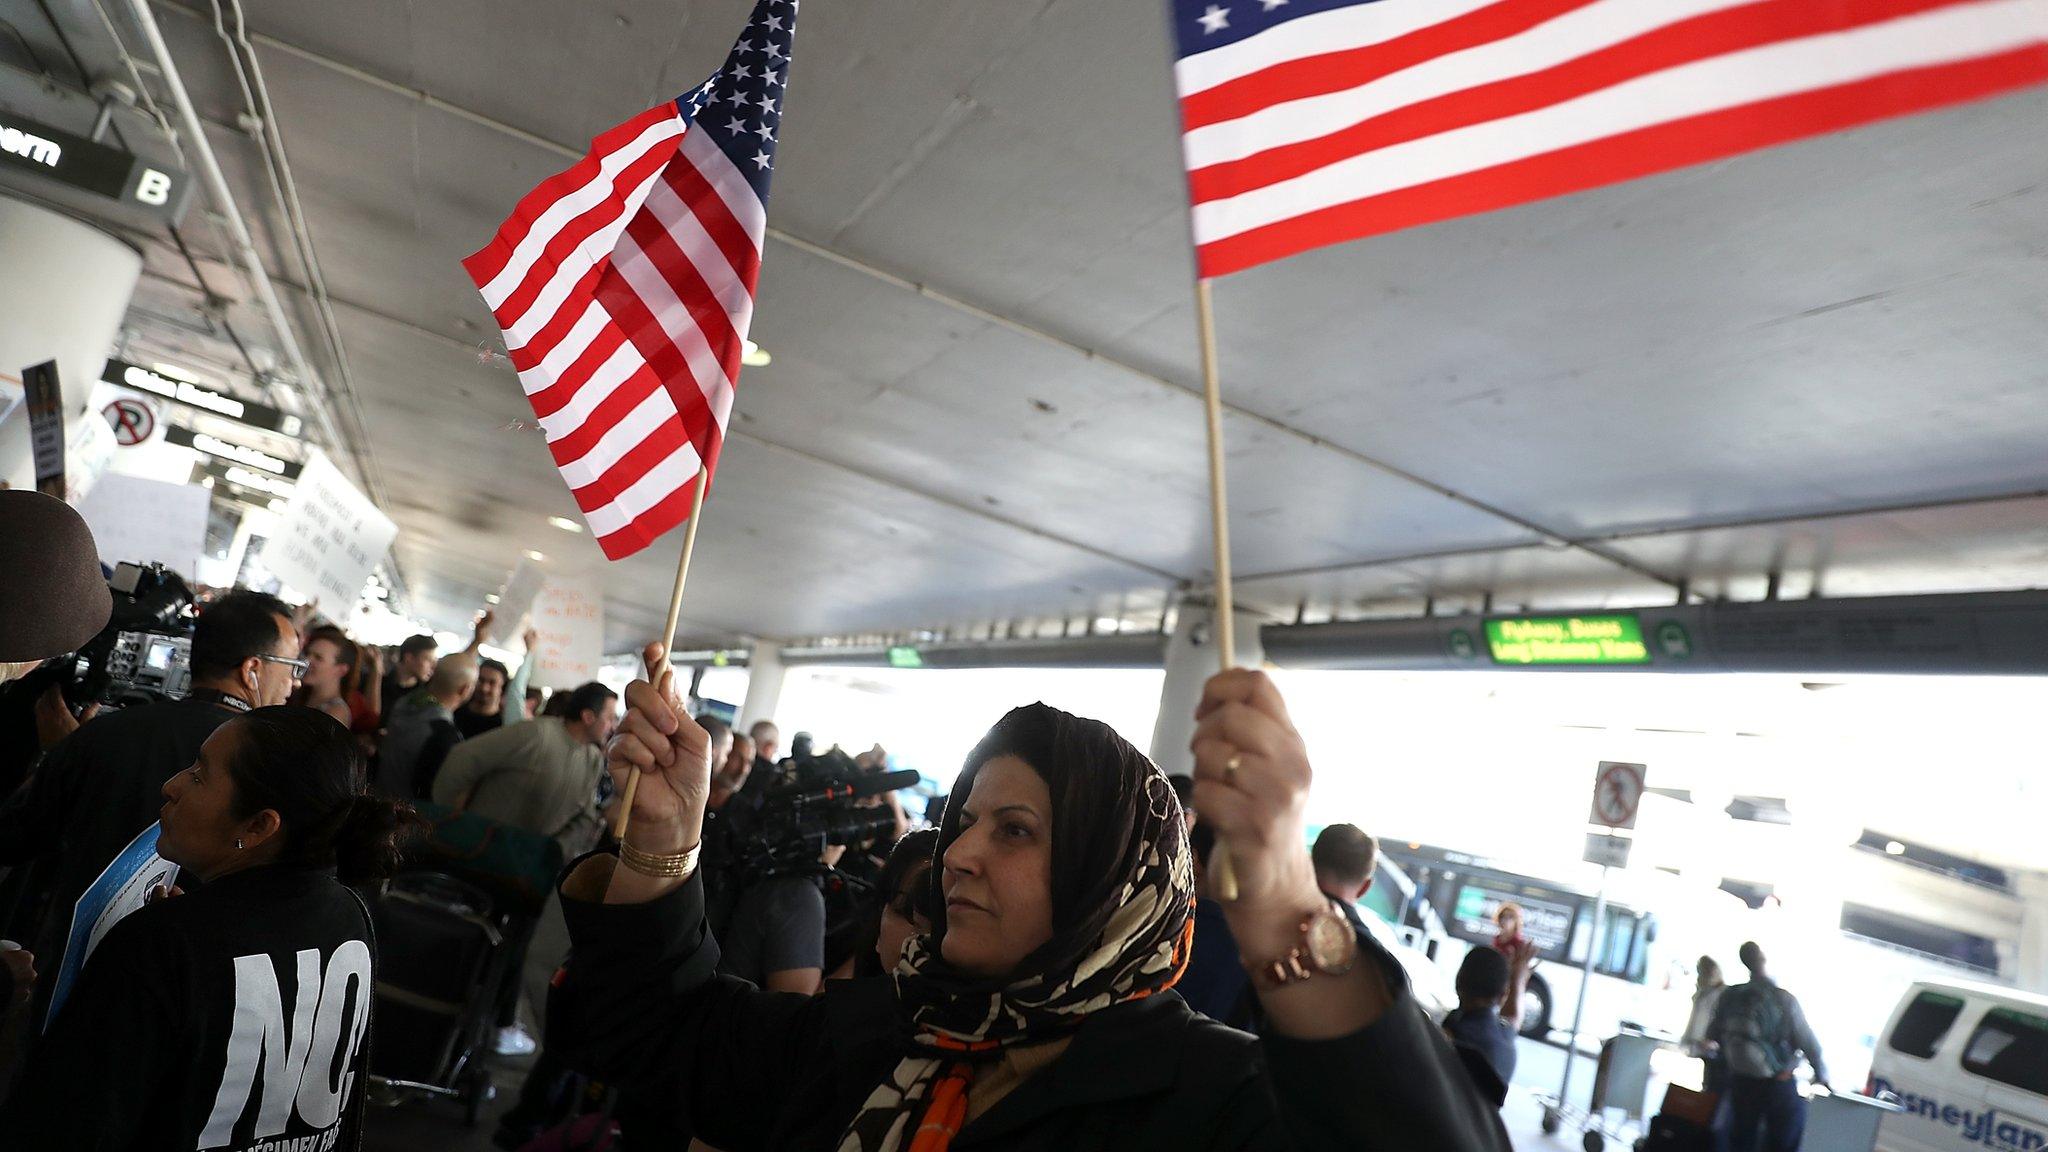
left=4, top=0, right=2046, bottom=654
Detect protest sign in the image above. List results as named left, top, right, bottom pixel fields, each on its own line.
left=262, top=452, right=397, bottom=607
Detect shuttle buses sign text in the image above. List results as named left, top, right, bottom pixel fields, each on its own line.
left=1485, top=614, right=1650, bottom=666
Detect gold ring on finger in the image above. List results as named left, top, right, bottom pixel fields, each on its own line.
left=1225, top=752, right=1243, bottom=776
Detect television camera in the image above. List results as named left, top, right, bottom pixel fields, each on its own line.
left=13, top=562, right=197, bottom=710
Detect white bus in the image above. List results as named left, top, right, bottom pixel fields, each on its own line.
left=1380, top=841, right=2005, bottom=1093
left=1380, top=842, right=1727, bottom=1045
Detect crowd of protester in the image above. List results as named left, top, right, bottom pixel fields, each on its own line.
left=0, top=489, right=1512, bottom=1151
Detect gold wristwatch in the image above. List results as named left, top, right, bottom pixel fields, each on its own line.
left=1249, top=904, right=1359, bottom=992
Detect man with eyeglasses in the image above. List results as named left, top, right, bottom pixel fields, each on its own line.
left=0, top=589, right=300, bottom=1029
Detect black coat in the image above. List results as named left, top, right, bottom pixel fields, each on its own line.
left=0, top=695, right=239, bottom=1026
left=2, top=864, right=375, bottom=1150
left=550, top=863, right=1511, bottom=1151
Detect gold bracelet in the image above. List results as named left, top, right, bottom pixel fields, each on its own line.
left=618, top=838, right=701, bottom=879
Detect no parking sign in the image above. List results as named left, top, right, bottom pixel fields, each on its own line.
left=102, top=397, right=155, bottom=446
left=90, top=382, right=166, bottom=451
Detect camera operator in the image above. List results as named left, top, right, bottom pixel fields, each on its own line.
left=0, top=490, right=115, bottom=1016
left=1, top=706, right=413, bottom=1150
left=0, top=589, right=301, bottom=1027
left=708, top=745, right=908, bottom=997
left=835, top=826, right=940, bottom=979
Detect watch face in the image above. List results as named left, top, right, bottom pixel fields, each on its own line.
left=1306, top=909, right=1358, bottom=972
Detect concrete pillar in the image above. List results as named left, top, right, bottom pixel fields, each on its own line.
left=0, top=196, right=143, bottom=489
left=1148, top=601, right=1264, bottom=777
left=740, top=639, right=787, bottom=733
left=2016, top=872, right=2048, bottom=993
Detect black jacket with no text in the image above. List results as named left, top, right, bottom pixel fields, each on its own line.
left=549, top=862, right=1512, bottom=1151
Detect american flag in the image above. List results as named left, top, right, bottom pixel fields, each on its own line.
left=464, top=0, right=798, bottom=559
left=1171, top=0, right=2048, bottom=278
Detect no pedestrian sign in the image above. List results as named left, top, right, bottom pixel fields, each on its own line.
left=1589, top=760, right=1645, bottom=830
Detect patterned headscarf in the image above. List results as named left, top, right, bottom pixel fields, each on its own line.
left=836, top=703, right=1196, bottom=1152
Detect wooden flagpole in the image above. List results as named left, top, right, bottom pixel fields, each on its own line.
left=614, top=466, right=711, bottom=842
left=1195, top=278, right=1243, bottom=901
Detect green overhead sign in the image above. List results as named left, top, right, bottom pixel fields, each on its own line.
left=1485, top=614, right=1650, bottom=666
left=887, top=646, right=924, bottom=669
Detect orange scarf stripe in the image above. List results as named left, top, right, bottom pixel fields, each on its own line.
left=922, top=1034, right=1003, bottom=1055
left=1125, top=910, right=1198, bottom=1002
left=907, top=1064, right=976, bottom=1152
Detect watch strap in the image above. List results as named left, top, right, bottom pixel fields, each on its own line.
left=1248, top=906, right=1357, bottom=992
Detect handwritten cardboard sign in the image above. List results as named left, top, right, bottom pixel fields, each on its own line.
left=530, top=580, right=604, bottom=690
left=261, top=451, right=396, bottom=607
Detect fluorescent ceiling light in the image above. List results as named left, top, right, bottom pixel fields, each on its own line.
left=192, top=431, right=289, bottom=474
left=547, top=515, right=584, bottom=533
left=224, top=466, right=296, bottom=499
left=485, top=594, right=501, bottom=604
left=742, top=339, right=771, bottom=367
left=524, top=549, right=546, bottom=562
left=150, top=361, right=213, bottom=386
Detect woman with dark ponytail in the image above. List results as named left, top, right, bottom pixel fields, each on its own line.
left=1, top=705, right=419, bottom=1150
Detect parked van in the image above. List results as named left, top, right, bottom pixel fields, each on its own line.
left=1869, top=980, right=2048, bottom=1152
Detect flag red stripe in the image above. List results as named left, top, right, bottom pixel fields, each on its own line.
left=622, top=204, right=748, bottom=392
left=486, top=139, right=681, bottom=335
left=696, top=420, right=728, bottom=477
left=461, top=105, right=678, bottom=286
left=506, top=265, right=605, bottom=372
left=1180, top=0, right=1598, bottom=132
left=662, top=156, right=764, bottom=314
left=594, top=265, right=724, bottom=457
left=1196, top=44, right=2048, bottom=277
left=607, top=159, right=753, bottom=441
left=568, top=416, right=692, bottom=514
left=545, top=363, right=665, bottom=469
left=526, top=323, right=630, bottom=421
left=1187, top=0, right=1973, bottom=205
left=594, top=470, right=703, bottom=561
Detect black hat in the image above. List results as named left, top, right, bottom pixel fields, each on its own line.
left=0, top=489, right=112, bottom=662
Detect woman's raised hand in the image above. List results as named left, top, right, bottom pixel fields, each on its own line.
left=607, top=643, right=715, bottom=850
left=1189, top=669, right=1322, bottom=933
left=1191, top=668, right=1393, bottom=1037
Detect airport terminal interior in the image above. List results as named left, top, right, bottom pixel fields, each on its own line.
left=0, top=1, right=2045, bottom=1150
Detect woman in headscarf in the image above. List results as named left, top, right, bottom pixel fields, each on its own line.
left=548, top=647, right=1510, bottom=1151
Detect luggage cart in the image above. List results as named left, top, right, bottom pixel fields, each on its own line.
left=364, top=871, right=512, bottom=1126
left=1539, top=1029, right=1668, bottom=1151
left=363, top=809, right=565, bottom=1127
